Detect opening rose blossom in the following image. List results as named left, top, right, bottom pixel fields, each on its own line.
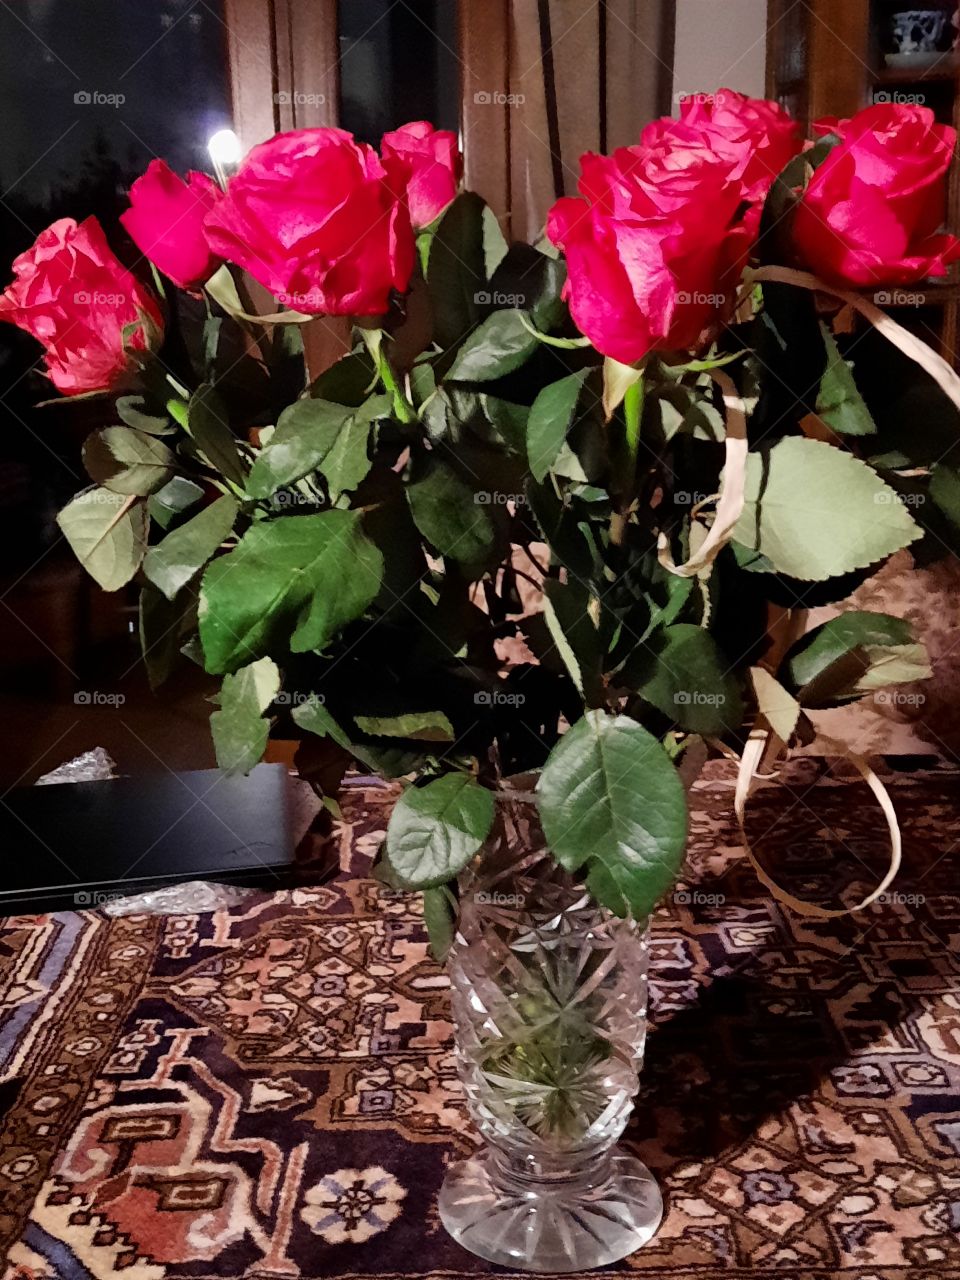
left=121, top=159, right=223, bottom=290
left=381, top=121, right=462, bottom=229
left=793, top=102, right=960, bottom=287
left=643, top=89, right=803, bottom=207
left=0, top=217, right=163, bottom=396
left=204, top=127, right=414, bottom=316
left=548, top=134, right=751, bottom=365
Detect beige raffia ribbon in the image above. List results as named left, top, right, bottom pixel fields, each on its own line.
left=734, top=725, right=903, bottom=917
left=658, top=368, right=748, bottom=577
left=751, top=265, right=960, bottom=413
left=661, top=267, right=960, bottom=582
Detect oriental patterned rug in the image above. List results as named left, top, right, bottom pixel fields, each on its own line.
left=1, top=763, right=959, bottom=1279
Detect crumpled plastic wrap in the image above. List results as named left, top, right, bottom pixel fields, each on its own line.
left=103, top=879, right=258, bottom=917
left=36, top=747, right=118, bottom=786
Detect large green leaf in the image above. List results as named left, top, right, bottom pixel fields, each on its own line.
left=83, top=427, right=175, bottom=495
left=210, top=657, right=280, bottom=776
left=116, top=394, right=174, bottom=436
left=188, top=383, right=245, bottom=486
left=537, top=710, right=688, bottom=918
left=385, top=774, right=495, bottom=888
left=143, top=494, right=238, bottom=601
left=782, top=611, right=930, bottom=705
left=406, top=459, right=498, bottom=569
left=816, top=323, right=876, bottom=436
left=733, top=437, right=921, bottom=580
left=446, top=310, right=539, bottom=383
left=634, top=624, right=743, bottom=734
left=428, top=192, right=488, bottom=350
left=199, top=510, right=384, bottom=674
left=527, top=369, right=592, bottom=482
left=246, top=399, right=351, bottom=498
left=57, top=489, right=148, bottom=591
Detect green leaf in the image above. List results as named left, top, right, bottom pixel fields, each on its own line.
left=353, top=711, right=455, bottom=742
left=422, top=886, right=457, bottom=961
left=188, top=383, right=244, bottom=486
left=143, top=493, right=238, bottom=601
left=526, top=480, right=596, bottom=578
left=634, top=624, right=743, bottom=734
left=816, top=322, right=877, bottom=436
left=542, top=578, right=602, bottom=707
left=246, top=399, right=350, bottom=498
left=479, top=395, right=529, bottom=453
left=406, top=459, right=499, bottom=570
left=537, top=710, right=688, bottom=918
left=307, top=348, right=376, bottom=406
left=482, top=206, right=509, bottom=277
left=321, top=406, right=378, bottom=497
left=733, top=437, right=921, bottom=581
left=291, top=694, right=352, bottom=749
left=386, top=774, right=495, bottom=888
left=782, top=611, right=930, bottom=705
left=930, top=463, right=960, bottom=530
left=446, top=309, right=539, bottom=383
left=139, top=583, right=195, bottom=690
left=148, top=476, right=204, bottom=530
left=750, top=666, right=801, bottom=743
left=116, top=394, right=173, bottom=435
left=489, top=245, right=567, bottom=331
left=56, top=489, right=148, bottom=591
left=210, top=657, right=280, bottom=776
left=527, top=369, right=592, bottom=482
left=83, top=427, right=175, bottom=496
left=428, top=192, right=487, bottom=349
left=199, top=510, right=384, bottom=674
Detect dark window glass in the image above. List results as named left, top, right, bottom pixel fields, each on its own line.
left=337, top=0, right=460, bottom=144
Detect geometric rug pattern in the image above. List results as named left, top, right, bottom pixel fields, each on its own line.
left=1, top=762, right=959, bottom=1278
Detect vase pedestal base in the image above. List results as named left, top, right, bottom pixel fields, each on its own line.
left=438, top=1147, right=663, bottom=1273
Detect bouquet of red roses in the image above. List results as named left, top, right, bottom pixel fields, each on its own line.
left=3, top=93, right=957, bottom=932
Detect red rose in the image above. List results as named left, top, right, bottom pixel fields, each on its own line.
left=121, top=159, right=222, bottom=289
left=381, top=120, right=462, bottom=228
left=0, top=217, right=163, bottom=396
left=793, top=103, right=960, bottom=287
left=204, top=127, right=414, bottom=316
left=548, top=139, right=749, bottom=364
left=644, top=90, right=802, bottom=205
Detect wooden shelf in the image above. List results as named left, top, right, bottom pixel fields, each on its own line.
left=875, top=54, right=960, bottom=85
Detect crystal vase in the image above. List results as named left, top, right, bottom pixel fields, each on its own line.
left=439, top=794, right=662, bottom=1272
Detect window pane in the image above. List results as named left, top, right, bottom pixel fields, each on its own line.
left=337, top=0, right=460, bottom=144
